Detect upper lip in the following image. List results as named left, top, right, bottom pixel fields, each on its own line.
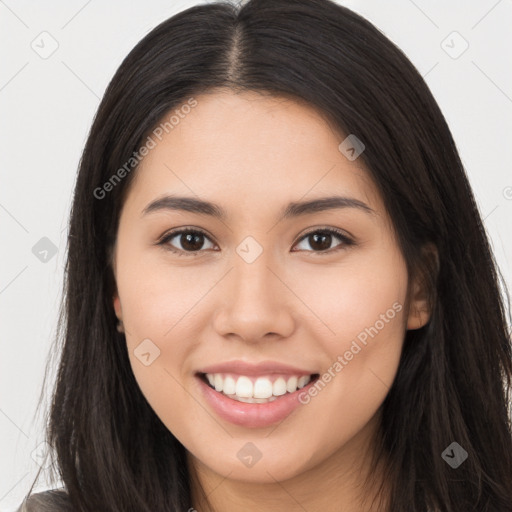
left=197, top=360, right=317, bottom=376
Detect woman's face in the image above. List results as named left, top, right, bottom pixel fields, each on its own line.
left=112, top=90, right=429, bottom=484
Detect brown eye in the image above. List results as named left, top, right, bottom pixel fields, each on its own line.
left=293, top=228, right=354, bottom=253
left=158, top=227, right=354, bottom=257
left=308, top=232, right=333, bottom=251
left=159, top=229, right=216, bottom=255
left=178, top=232, right=206, bottom=251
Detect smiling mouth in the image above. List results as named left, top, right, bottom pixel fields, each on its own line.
left=198, top=372, right=320, bottom=403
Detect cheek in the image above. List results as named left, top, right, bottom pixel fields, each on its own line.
left=116, top=248, right=213, bottom=342
left=114, top=253, right=207, bottom=417
left=293, top=248, right=407, bottom=423
left=291, top=247, right=408, bottom=356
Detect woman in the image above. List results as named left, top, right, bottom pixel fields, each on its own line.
left=18, top=0, right=512, bottom=510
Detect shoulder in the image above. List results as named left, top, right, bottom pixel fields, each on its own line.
left=16, top=488, right=72, bottom=512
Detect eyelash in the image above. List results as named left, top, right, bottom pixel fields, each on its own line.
left=156, top=226, right=355, bottom=257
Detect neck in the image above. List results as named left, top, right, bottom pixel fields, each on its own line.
left=187, top=415, right=390, bottom=512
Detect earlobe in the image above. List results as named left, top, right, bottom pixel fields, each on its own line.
left=406, top=300, right=431, bottom=330
left=113, top=294, right=125, bottom=333
left=113, top=294, right=122, bottom=318
left=406, top=244, right=439, bottom=331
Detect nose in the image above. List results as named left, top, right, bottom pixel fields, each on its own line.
left=212, top=250, right=296, bottom=344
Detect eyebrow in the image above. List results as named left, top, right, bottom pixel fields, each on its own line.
left=141, top=194, right=375, bottom=221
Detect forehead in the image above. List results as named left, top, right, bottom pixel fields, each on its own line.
left=125, top=89, right=384, bottom=218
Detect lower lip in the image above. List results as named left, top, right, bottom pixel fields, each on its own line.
left=196, top=374, right=318, bottom=429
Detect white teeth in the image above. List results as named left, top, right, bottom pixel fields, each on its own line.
left=223, top=376, right=236, bottom=395
left=254, top=377, right=273, bottom=399
left=235, top=376, right=253, bottom=397
left=214, top=374, right=223, bottom=392
left=204, top=373, right=313, bottom=400
left=297, top=375, right=309, bottom=389
left=234, top=395, right=279, bottom=403
left=273, top=377, right=287, bottom=396
left=286, top=376, right=298, bottom=393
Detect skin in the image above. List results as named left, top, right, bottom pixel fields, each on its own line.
left=112, top=90, right=432, bottom=512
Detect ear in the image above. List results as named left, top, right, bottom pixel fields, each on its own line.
left=113, top=292, right=123, bottom=321
left=406, top=243, right=439, bottom=330
left=110, top=241, right=123, bottom=321
left=113, top=292, right=125, bottom=334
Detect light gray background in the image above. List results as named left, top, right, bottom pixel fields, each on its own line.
left=1, top=0, right=511, bottom=509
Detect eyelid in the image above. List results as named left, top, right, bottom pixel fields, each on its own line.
left=156, top=226, right=216, bottom=256
left=157, top=225, right=355, bottom=256
left=292, top=226, right=355, bottom=253
left=296, top=225, right=354, bottom=242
